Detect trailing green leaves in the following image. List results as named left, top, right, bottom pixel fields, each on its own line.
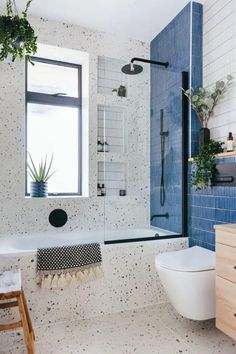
left=191, top=140, right=224, bottom=190
left=0, top=0, right=37, bottom=62
left=27, top=153, right=55, bottom=183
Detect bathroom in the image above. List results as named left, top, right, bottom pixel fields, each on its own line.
left=0, top=0, right=236, bottom=353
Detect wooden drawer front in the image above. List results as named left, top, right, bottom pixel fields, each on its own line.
left=216, top=243, right=236, bottom=283
left=216, top=230, right=236, bottom=247
left=216, top=276, right=236, bottom=340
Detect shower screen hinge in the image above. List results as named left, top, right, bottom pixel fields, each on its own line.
left=160, top=131, right=169, bottom=137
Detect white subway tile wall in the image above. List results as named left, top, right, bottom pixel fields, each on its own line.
left=203, top=0, right=236, bottom=143
left=98, top=56, right=127, bottom=96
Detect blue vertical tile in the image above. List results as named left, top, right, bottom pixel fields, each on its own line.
left=150, top=3, right=198, bottom=235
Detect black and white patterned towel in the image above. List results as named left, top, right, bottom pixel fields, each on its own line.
left=37, top=243, right=102, bottom=275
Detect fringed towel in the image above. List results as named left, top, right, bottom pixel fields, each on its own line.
left=37, top=243, right=103, bottom=289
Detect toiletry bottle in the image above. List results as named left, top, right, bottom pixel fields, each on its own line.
left=118, top=85, right=126, bottom=97
left=97, top=183, right=102, bottom=196
left=101, top=184, right=106, bottom=196
left=119, top=189, right=126, bottom=196
left=226, top=132, right=234, bottom=152
left=97, top=137, right=103, bottom=153
left=103, top=139, right=109, bottom=152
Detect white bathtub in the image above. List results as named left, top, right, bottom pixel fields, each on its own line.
left=0, top=227, right=179, bottom=257
left=0, top=232, right=188, bottom=327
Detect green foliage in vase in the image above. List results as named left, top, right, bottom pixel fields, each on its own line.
left=191, top=140, right=224, bottom=190
left=27, top=153, right=55, bottom=183
left=0, top=0, right=37, bottom=62
left=183, top=75, right=233, bottom=128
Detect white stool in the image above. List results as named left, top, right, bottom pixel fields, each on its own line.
left=0, top=270, right=35, bottom=354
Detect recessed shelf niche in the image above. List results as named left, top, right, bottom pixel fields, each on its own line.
left=98, top=161, right=127, bottom=196
left=97, top=104, right=128, bottom=196
left=98, top=56, right=127, bottom=96
left=97, top=105, right=127, bottom=154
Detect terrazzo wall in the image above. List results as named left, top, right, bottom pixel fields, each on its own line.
left=0, top=9, right=189, bottom=341
left=0, top=14, right=150, bottom=238
left=0, top=238, right=188, bottom=329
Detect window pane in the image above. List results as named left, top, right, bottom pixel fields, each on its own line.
left=27, top=103, right=79, bottom=194
left=27, top=61, right=79, bottom=97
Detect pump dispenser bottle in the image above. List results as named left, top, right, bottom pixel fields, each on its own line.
left=226, top=132, right=234, bottom=152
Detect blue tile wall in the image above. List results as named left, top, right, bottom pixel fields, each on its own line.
left=151, top=1, right=235, bottom=251
left=150, top=2, right=202, bottom=234
left=189, top=157, right=236, bottom=251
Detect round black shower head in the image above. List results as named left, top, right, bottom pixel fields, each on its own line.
left=121, top=63, right=143, bottom=75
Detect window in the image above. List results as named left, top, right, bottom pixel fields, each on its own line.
left=26, top=57, right=82, bottom=195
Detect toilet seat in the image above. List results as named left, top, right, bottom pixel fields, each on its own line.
left=155, top=246, right=215, bottom=272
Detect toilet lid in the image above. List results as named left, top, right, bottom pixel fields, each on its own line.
left=155, top=246, right=215, bottom=272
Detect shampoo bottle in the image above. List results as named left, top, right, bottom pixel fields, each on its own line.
left=103, top=139, right=109, bottom=152
left=97, top=137, right=103, bottom=152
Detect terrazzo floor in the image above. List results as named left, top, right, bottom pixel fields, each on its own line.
left=1, top=302, right=236, bottom=354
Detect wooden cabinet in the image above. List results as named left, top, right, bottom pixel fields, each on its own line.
left=215, top=224, right=236, bottom=340
left=216, top=243, right=236, bottom=283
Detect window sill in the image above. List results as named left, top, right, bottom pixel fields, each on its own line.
left=24, top=195, right=88, bottom=199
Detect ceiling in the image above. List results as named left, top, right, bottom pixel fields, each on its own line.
left=0, top=0, right=204, bottom=42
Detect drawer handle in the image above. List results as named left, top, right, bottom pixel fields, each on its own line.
left=234, top=266, right=236, bottom=270
left=234, top=314, right=236, bottom=317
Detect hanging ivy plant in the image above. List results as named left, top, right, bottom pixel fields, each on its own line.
left=191, top=140, right=224, bottom=190
left=0, top=0, right=37, bottom=63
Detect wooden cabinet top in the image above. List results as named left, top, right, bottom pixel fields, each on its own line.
left=214, top=224, right=236, bottom=234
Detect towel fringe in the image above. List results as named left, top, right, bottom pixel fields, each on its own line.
left=38, top=265, right=104, bottom=289
left=37, top=262, right=102, bottom=277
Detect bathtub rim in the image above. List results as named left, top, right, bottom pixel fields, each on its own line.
left=0, top=227, right=185, bottom=258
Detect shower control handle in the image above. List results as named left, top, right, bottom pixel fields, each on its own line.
left=151, top=213, right=169, bottom=222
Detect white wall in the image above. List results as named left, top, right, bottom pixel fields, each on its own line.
left=0, top=15, right=150, bottom=237
left=203, top=0, right=236, bottom=143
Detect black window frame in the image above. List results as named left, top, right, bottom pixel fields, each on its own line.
left=25, top=56, right=82, bottom=196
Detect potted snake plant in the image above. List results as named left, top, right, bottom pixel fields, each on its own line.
left=0, top=0, right=37, bottom=63
left=27, top=154, right=55, bottom=197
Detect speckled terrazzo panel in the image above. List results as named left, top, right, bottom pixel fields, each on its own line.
left=0, top=238, right=187, bottom=327
left=0, top=14, right=150, bottom=236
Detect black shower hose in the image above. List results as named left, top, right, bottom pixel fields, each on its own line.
left=160, top=133, right=165, bottom=207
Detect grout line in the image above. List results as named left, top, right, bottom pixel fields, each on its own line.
left=203, top=45, right=236, bottom=68
left=203, top=18, right=236, bottom=46
left=203, top=34, right=235, bottom=57
left=203, top=0, right=233, bottom=26
left=203, top=0, right=222, bottom=15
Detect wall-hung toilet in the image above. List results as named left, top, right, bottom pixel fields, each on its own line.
left=155, top=246, right=215, bottom=321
